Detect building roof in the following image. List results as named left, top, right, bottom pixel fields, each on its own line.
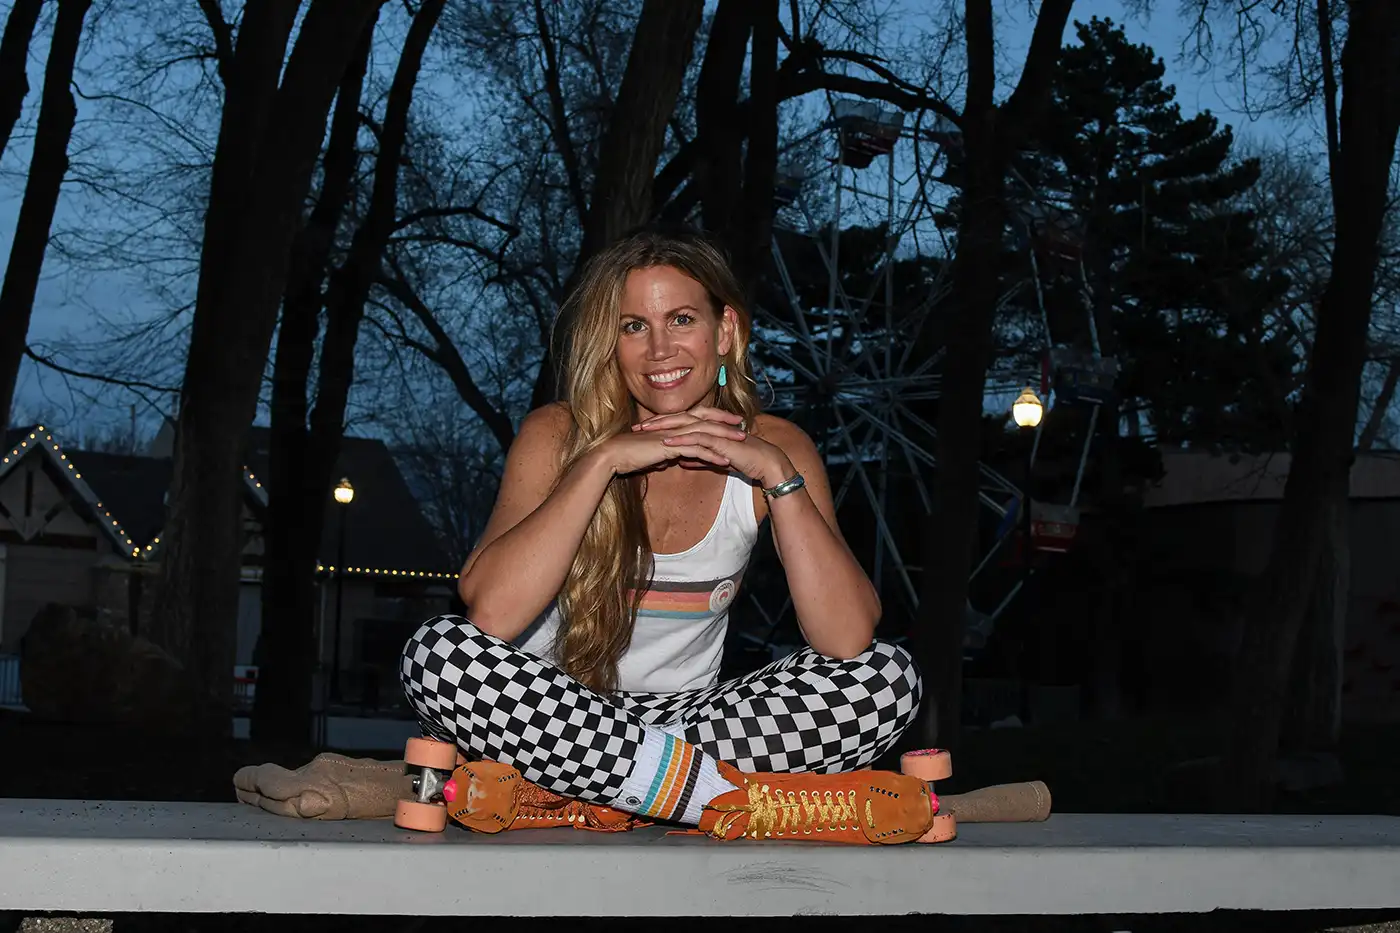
left=62, top=450, right=174, bottom=549
left=2, top=424, right=153, bottom=555
left=1144, top=446, right=1400, bottom=508
left=243, top=427, right=452, bottom=575
left=3, top=422, right=453, bottom=576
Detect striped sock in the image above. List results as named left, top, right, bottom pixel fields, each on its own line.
left=614, top=725, right=738, bottom=825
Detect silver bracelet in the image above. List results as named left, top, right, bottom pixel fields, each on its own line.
left=762, top=472, right=806, bottom=500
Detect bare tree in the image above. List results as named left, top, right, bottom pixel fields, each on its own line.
left=908, top=0, right=1075, bottom=752
left=0, top=0, right=94, bottom=425
left=0, top=0, right=45, bottom=161
left=252, top=0, right=447, bottom=742
left=531, top=0, right=705, bottom=404
left=1180, top=0, right=1400, bottom=809
left=147, top=0, right=386, bottom=720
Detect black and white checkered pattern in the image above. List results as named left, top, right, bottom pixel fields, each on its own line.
left=619, top=641, right=923, bottom=773
left=400, top=615, right=922, bottom=803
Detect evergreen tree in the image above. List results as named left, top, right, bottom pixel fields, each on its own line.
left=1020, top=17, right=1297, bottom=451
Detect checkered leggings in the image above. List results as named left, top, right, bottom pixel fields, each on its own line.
left=399, top=614, right=922, bottom=804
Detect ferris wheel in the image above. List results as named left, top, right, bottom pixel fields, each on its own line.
left=743, top=98, right=1032, bottom=649
left=735, top=95, right=1122, bottom=658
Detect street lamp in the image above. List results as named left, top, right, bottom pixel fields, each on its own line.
left=331, top=477, right=354, bottom=703
left=1012, top=387, right=1044, bottom=428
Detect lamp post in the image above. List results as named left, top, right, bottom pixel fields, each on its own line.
left=331, top=477, right=354, bottom=704
left=1012, top=387, right=1044, bottom=429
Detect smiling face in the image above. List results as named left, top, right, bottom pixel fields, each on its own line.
left=616, top=265, right=738, bottom=420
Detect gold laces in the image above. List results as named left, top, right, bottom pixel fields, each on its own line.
left=706, top=780, right=859, bottom=839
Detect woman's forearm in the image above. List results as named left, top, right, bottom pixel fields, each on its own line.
left=764, top=469, right=881, bottom=658
left=459, top=449, right=615, bottom=640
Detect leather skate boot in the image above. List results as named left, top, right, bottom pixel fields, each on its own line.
left=696, top=760, right=946, bottom=844
left=444, top=759, right=647, bottom=833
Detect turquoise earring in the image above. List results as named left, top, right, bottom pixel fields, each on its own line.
left=718, top=363, right=728, bottom=387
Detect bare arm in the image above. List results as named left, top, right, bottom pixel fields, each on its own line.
left=756, top=417, right=881, bottom=659
left=458, top=403, right=732, bottom=640
left=457, top=404, right=614, bottom=640
left=640, top=408, right=881, bottom=658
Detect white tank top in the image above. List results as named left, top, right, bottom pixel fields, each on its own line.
left=513, top=471, right=760, bottom=694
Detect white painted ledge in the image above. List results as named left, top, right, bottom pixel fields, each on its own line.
left=2, top=799, right=1399, bottom=917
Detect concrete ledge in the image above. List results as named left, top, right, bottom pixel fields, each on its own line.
left=2, top=799, right=1400, bottom=917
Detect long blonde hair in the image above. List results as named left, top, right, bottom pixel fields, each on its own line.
left=553, top=228, right=763, bottom=692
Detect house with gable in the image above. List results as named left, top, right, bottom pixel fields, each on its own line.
left=0, top=421, right=457, bottom=711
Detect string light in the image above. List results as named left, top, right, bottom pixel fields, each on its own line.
left=316, top=563, right=454, bottom=579
left=3, top=425, right=452, bottom=577
left=3, top=426, right=133, bottom=552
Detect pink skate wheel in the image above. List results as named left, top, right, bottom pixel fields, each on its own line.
left=443, top=778, right=457, bottom=804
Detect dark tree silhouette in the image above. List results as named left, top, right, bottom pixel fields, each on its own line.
left=0, top=0, right=93, bottom=426
left=911, top=0, right=1076, bottom=753
left=252, top=0, right=448, bottom=742
left=147, top=0, right=386, bottom=721
left=1218, top=0, right=1400, bottom=809
left=0, top=0, right=45, bottom=161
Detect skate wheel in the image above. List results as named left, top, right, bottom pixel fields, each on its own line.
left=917, top=812, right=957, bottom=844
left=900, top=748, right=952, bottom=782
left=404, top=737, right=458, bottom=770
left=394, top=799, right=448, bottom=832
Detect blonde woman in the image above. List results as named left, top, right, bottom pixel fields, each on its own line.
left=401, top=227, right=937, bottom=843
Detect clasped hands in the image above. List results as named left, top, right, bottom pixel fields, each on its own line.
left=603, top=405, right=793, bottom=487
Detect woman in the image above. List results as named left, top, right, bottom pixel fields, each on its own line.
left=400, top=227, right=935, bottom=843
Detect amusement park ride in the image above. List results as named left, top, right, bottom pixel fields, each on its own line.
left=742, top=96, right=1120, bottom=653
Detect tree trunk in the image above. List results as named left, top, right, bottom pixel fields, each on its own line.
left=250, top=15, right=377, bottom=742
left=736, top=1, right=779, bottom=291
left=1281, top=472, right=1347, bottom=761
left=694, top=0, right=750, bottom=245
left=1085, top=195, right=1124, bottom=721
left=0, top=0, right=44, bottom=161
left=916, top=125, right=1006, bottom=751
left=148, top=0, right=385, bottom=722
left=1219, top=0, right=1400, bottom=810
left=530, top=0, right=704, bottom=408
left=909, top=0, right=1074, bottom=752
left=259, top=0, right=442, bottom=743
left=1272, top=0, right=1348, bottom=793
left=0, top=0, right=91, bottom=427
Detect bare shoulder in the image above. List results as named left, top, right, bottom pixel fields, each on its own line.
left=464, top=403, right=574, bottom=572
left=510, top=401, right=573, bottom=460
left=519, top=400, right=574, bottom=441
left=752, top=413, right=820, bottom=463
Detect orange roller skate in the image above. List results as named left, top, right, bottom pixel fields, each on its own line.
left=694, top=748, right=957, bottom=844
left=392, top=737, right=646, bottom=834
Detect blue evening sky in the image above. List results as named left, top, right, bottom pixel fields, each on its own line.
left=0, top=0, right=1311, bottom=437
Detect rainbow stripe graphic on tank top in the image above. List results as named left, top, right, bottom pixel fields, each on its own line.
left=627, top=573, right=744, bottom=621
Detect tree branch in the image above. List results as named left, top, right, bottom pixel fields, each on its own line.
left=196, top=0, right=235, bottom=85
left=25, top=345, right=178, bottom=394
left=999, top=0, right=1076, bottom=143
left=533, top=0, right=590, bottom=226
left=378, top=261, right=517, bottom=452
left=394, top=204, right=521, bottom=238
